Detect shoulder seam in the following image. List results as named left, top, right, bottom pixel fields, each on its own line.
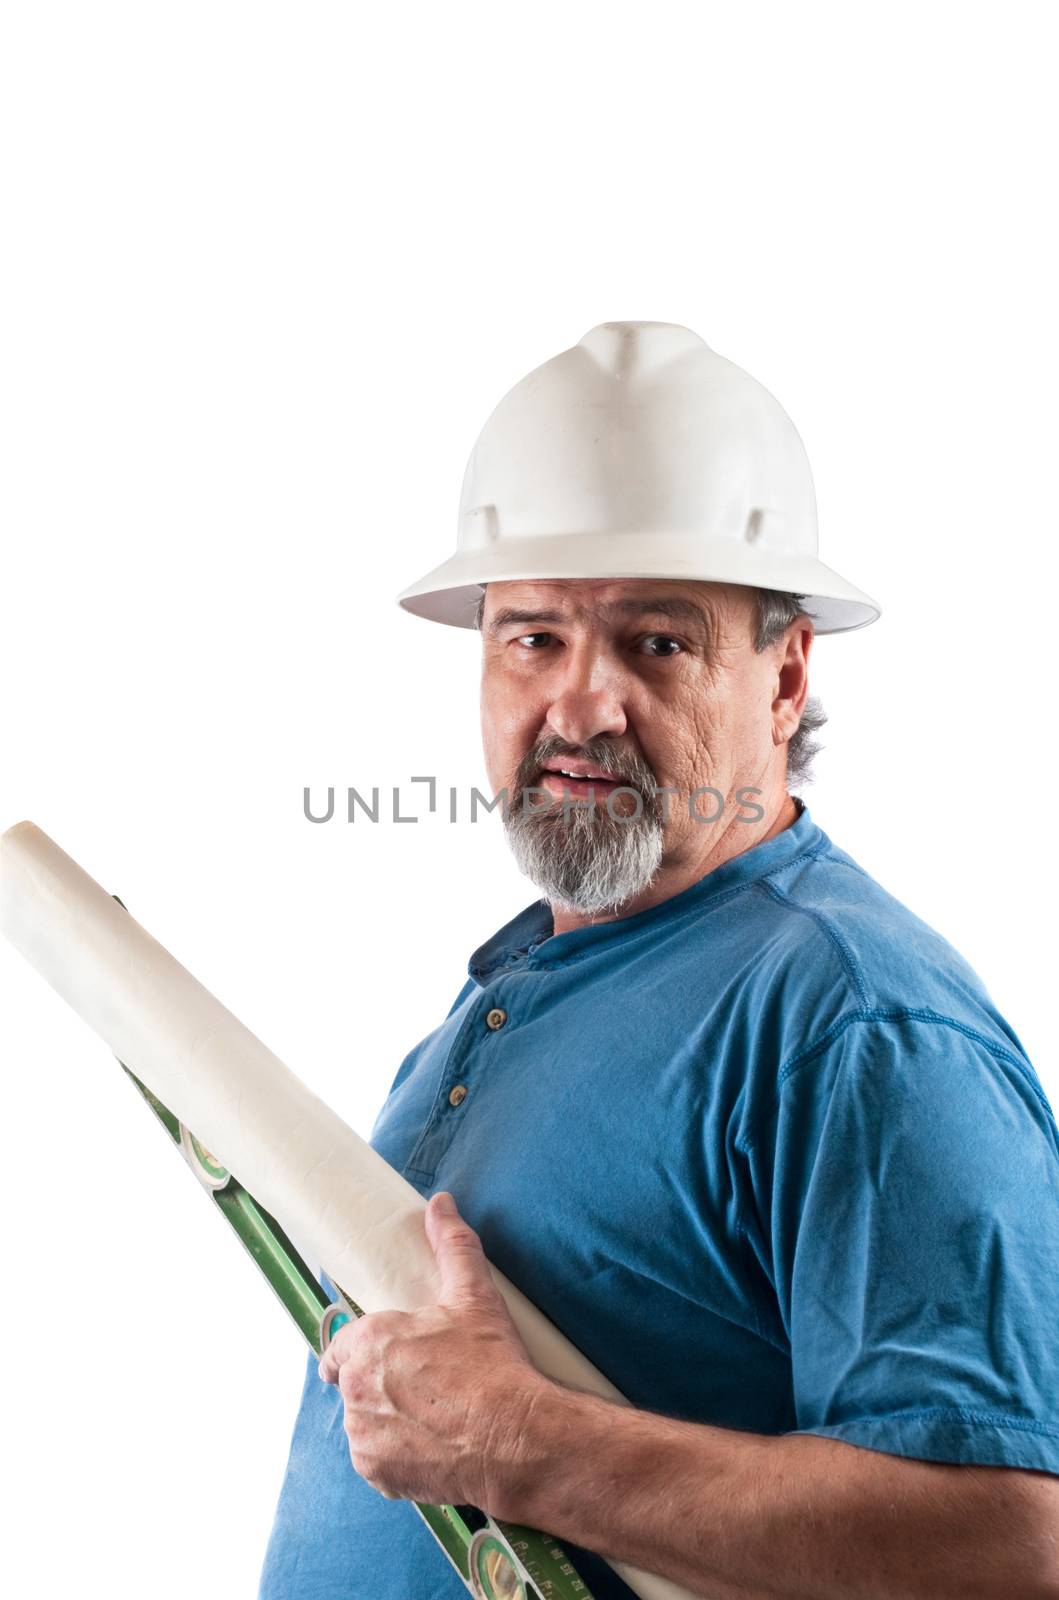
left=736, top=1006, right=1052, bottom=1155
left=753, top=870, right=873, bottom=1008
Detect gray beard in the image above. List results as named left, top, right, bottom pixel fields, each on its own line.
left=503, top=796, right=665, bottom=915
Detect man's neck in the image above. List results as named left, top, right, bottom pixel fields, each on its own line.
left=548, top=791, right=802, bottom=936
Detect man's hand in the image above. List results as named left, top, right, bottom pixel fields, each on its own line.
left=317, top=1190, right=553, bottom=1515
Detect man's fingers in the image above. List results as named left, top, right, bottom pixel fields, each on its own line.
left=317, top=1319, right=358, bottom=1385
left=426, top=1192, right=499, bottom=1308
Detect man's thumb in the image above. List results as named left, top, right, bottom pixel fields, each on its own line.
left=426, top=1191, right=495, bottom=1305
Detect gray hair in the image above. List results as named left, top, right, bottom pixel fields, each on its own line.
left=752, top=588, right=826, bottom=789
left=472, top=584, right=826, bottom=790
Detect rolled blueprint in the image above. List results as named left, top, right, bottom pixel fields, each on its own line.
left=0, top=821, right=696, bottom=1600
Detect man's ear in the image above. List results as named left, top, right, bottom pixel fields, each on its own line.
left=772, top=622, right=813, bottom=745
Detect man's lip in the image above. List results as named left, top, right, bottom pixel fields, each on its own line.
left=540, top=762, right=622, bottom=782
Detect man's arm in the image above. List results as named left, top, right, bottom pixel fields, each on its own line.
left=500, top=1379, right=1059, bottom=1600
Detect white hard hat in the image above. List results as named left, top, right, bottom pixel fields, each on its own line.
left=396, top=320, right=880, bottom=634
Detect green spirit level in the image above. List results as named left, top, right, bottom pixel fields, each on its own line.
left=122, top=1063, right=597, bottom=1600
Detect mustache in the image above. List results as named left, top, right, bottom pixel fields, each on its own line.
left=513, top=736, right=657, bottom=796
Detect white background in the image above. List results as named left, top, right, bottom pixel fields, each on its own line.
left=1, top=3, right=1056, bottom=1595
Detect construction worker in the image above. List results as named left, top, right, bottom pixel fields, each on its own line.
left=259, top=323, right=1059, bottom=1598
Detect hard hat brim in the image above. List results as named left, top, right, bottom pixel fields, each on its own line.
left=395, top=532, right=881, bottom=635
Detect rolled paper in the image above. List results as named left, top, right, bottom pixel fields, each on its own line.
left=0, top=821, right=697, bottom=1600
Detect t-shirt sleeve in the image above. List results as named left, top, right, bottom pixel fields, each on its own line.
left=741, top=1011, right=1059, bottom=1476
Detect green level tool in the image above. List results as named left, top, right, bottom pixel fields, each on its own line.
left=120, top=1060, right=598, bottom=1600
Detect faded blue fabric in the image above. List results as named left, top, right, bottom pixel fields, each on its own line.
left=259, top=801, right=1059, bottom=1597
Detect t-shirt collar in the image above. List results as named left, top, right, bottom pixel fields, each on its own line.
left=468, top=798, right=824, bottom=980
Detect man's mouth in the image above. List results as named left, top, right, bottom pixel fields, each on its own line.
left=538, top=762, right=628, bottom=798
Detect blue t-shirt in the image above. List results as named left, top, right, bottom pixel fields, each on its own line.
left=259, top=800, right=1059, bottom=1598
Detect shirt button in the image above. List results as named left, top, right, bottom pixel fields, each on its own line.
left=448, top=1084, right=468, bottom=1107
left=485, top=1007, right=508, bottom=1030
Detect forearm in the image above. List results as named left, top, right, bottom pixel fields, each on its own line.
left=503, top=1381, right=1054, bottom=1600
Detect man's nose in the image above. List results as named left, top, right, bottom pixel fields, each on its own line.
left=544, top=650, right=628, bottom=746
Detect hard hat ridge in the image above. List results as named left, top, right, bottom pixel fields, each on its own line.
left=578, top=319, right=709, bottom=380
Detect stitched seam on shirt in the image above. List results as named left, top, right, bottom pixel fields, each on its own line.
left=528, top=881, right=758, bottom=970
left=736, top=1008, right=1052, bottom=1155
left=806, top=1407, right=1059, bottom=1439
left=471, top=945, right=532, bottom=979
left=526, top=839, right=834, bottom=970
left=753, top=875, right=872, bottom=1008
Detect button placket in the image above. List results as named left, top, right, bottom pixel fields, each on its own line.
left=402, top=992, right=510, bottom=1183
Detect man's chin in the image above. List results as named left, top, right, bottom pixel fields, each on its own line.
left=543, top=884, right=646, bottom=916
left=502, top=818, right=664, bottom=917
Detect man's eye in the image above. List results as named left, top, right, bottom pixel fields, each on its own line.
left=516, top=633, right=553, bottom=649
left=638, top=635, right=683, bottom=657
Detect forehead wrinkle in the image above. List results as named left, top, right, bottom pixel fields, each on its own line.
left=485, top=592, right=718, bottom=638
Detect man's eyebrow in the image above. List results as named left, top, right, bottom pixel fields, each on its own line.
left=486, top=597, right=713, bottom=636
left=486, top=606, right=567, bottom=636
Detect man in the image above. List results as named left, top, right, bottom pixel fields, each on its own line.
left=260, top=323, right=1059, bottom=1598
